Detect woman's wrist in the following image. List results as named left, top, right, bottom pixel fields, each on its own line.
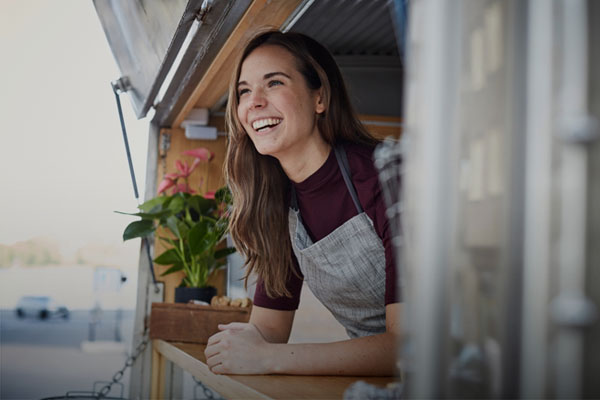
left=263, top=342, right=286, bottom=374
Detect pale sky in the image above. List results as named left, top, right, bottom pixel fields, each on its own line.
left=0, top=1, right=149, bottom=254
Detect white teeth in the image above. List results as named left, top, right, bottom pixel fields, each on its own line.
left=252, top=118, right=282, bottom=131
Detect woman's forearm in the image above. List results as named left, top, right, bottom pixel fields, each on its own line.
left=264, top=332, right=399, bottom=376
left=206, top=305, right=403, bottom=376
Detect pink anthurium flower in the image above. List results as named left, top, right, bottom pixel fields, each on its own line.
left=204, top=191, right=216, bottom=199
left=190, top=157, right=201, bottom=171
left=171, top=183, right=195, bottom=195
left=175, top=160, right=189, bottom=176
left=157, top=178, right=175, bottom=194
left=175, top=159, right=202, bottom=179
left=183, top=147, right=214, bottom=162
left=164, top=172, right=180, bottom=180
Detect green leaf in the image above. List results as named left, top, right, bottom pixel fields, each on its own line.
left=166, top=216, right=181, bottom=238
left=114, top=210, right=172, bottom=220
left=188, top=220, right=212, bottom=254
left=167, top=195, right=186, bottom=215
left=214, top=247, right=236, bottom=260
left=139, top=196, right=169, bottom=213
left=123, top=220, right=155, bottom=241
left=176, top=223, right=190, bottom=242
left=215, top=186, right=232, bottom=205
left=153, top=248, right=183, bottom=265
left=160, top=264, right=184, bottom=276
left=189, top=196, right=217, bottom=216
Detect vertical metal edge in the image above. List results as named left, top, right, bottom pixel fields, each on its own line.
left=520, top=0, right=554, bottom=397
left=388, top=0, right=407, bottom=61
left=554, top=0, right=592, bottom=397
left=499, top=0, right=528, bottom=397
left=584, top=1, right=600, bottom=395
left=165, top=359, right=183, bottom=399
left=129, top=122, right=164, bottom=399
left=404, top=0, right=461, bottom=397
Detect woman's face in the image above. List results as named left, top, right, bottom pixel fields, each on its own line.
left=236, top=45, right=325, bottom=160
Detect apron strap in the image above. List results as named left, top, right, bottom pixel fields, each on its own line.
left=290, top=185, right=299, bottom=211
left=334, top=144, right=364, bottom=213
left=290, top=144, right=364, bottom=214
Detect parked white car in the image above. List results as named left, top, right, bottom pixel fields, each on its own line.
left=15, top=296, right=69, bottom=319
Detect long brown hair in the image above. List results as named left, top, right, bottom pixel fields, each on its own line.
left=225, top=30, right=378, bottom=298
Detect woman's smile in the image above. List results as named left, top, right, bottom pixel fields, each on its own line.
left=251, top=117, right=283, bottom=134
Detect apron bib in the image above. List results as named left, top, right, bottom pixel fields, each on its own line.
left=288, top=145, right=387, bottom=338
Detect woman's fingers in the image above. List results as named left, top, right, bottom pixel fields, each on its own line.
left=210, top=362, right=227, bottom=374
left=204, top=342, right=221, bottom=359
left=206, top=331, right=223, bottom=346
left=206, top=349, right=224, bottom=367
left=218, top=322, right=249, bottom=330
left=205, top=341, right=230, bottom=374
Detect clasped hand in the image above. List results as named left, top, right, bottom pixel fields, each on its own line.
left=204, top=322, right=272, bottom=374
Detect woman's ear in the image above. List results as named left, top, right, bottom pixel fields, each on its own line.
left=315, top=88, right=326, bottom=114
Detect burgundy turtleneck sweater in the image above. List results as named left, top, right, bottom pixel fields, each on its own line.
left=253, top=142, right=400, bottom=310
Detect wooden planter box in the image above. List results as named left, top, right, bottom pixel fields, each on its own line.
left=149, top=302, right=251, bottom=344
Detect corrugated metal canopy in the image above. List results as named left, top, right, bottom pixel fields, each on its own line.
left=290, top=0, right=400, bottom=57
left=289, top=0, right=403, bottom=117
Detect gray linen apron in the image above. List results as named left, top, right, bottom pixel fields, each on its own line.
left=288, top=145, right=387, bottom=338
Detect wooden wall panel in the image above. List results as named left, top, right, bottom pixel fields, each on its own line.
left=154, top=116, right=228, bottom=303
left=360, top=114, right=403, bottom=140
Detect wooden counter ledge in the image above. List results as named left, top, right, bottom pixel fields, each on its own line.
left=153, top=339, right=397, bottom=399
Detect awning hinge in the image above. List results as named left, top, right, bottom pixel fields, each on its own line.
left=111, top=76, right=131, bottom=94
left=196, top=0, right=213, bottom=22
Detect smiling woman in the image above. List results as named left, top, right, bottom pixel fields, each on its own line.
left=205, top=30, right=402, bottom=377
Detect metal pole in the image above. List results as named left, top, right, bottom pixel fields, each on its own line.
left=112, top=81, right=139, bottom=200
left=520, top=0, right=554, bottom=397
left=553, top=1, right=598, bottom=397
left=404, top=0, right=458, bottom=396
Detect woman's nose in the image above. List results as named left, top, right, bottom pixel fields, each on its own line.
left=249, top=88, right=266, bottom=109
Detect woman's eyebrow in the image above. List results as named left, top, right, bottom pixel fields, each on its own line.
left=237, top=72, right=291, bottom=88
left=264, top=71, right=291, bottom=80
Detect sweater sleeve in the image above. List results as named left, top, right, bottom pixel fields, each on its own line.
left=252, top=251, right=304, bottom=310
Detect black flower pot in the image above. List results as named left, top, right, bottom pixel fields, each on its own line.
left=174, top=286, right=217, bottom=304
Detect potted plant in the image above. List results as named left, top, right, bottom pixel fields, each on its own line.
left=118, top=147, right=235, bottom=304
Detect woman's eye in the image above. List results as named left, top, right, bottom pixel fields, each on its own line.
left=238, top=88, right=250, bottom=96
left=268, top=80, right=283, bottom=87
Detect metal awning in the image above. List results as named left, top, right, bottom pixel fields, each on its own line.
left=95, top=0, right=405, bottom=122
left=93, top=0, right=251, bottom=119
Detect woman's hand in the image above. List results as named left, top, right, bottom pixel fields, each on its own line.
left=204, top=322, right=273, bottom=375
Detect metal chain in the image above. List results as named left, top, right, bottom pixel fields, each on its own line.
left=192, top=376, right=222, bottom=400
left=94, top=335, right=150, bottom=399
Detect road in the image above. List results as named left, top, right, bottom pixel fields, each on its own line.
left=1, top=309, right=135, bottom=400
